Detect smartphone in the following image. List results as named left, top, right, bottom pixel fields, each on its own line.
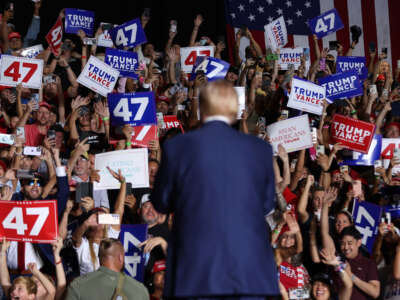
left=290, top=158, right=298, bottom=171
left=30, top=93, right=39, bottom=111
left=47, top=129, right=56, bottom=140
left=170, top=20, right=177, bottom=33
left=16, top=126, right=25, bottom=142
left=316, top=145, right=325, bottom=156
left=369, top=84, right=377, bottom=95
left=382, top=48, right=388, bottom=54
left=303, top=48, right=310, bottom=60
left=125, top=182, right=132, bottom=196
left=369, top=42, right=376, bottom=52
left=83, top=37, right=97, bottom=45
left=16, top=169, right=34, bottom=179
left=156, top=112, right=165, bottom=128
left=43, top=75, right=56, bottom=84
left=199, top=38, right=207, bottom=46
left=75, top=182, right=93, bottom=203
left=23, top=146, right=42, bottom=156
left=101, top=23, right=113, bottom=32
left=0, top=133, right=15, bottom=145
left=374, top=160, right=382, bottom=176
left=311, top=127, right=317, bottom=144
left=266, top=54, right=279, bottom=61
left=340, top=165, right=349, bottom=173
left=319, top=59, right=326, bottom=71
left=79, top=106, right=90, bottom=116
left=98, top=213, right=120, bottom=225
left=329, top=41, right=339, bottom=51
left=281, top=110, right=289, bottom=120
left=352, top=179, right=362, bottom=198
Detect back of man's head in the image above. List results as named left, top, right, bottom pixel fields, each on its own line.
left=340, top=226, right=362, bottom=241
left=199, top=80, right=238, bottom=124
left=99, top=238, right=125, bottom=271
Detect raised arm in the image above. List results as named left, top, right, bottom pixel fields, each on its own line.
left=0, top=238, right=11, bottom=297
left=106, top=167, right=126, bottom=231
left=320, top=187, right=337, bottom=253
left=189, top=15, right=203, bottom=46
left=297, top=175, right=314, bottom=223
left=28, top=263, right=56, bottom=300
left=52, top=236, right=67, bottom=300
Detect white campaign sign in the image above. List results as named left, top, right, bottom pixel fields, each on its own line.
left=97, top=22, right=117, bottom=48
left=267, top=114, right=313, bottom=154
left=0, top=55, right=43, bottom=89
left=77, top=56, right=120, bottom=97
left=234, top=87, right=246, bottom=119
left=287, top=77, right=325, bottom=115
left=20, top=44, right=44, bottom=59
left=94, top=148, right=149, bottom=190
left=180, top=46, right=214, bottom=73
left=278, top=48, right=311, bottom=70
left=264, top=16, right=288, bottom=52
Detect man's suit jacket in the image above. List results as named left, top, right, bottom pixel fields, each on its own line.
left=152, top=121, right=280, bottom=298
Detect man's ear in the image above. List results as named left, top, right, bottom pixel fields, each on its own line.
left=356, top=239, right=363, bottom=248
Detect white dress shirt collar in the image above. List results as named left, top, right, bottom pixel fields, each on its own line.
left=204, top=115, right=231, bottom=125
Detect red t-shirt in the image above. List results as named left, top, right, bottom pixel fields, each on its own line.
left=279, top=261, right=310, bottom=291
left=24, top=123, right=47, bottom=146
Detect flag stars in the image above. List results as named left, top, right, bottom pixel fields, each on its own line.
left=267, top=16, right=273, bottom=23
left=249, top=0, right=254, bottom=3
left=277, top=8, right=283, bottom=15
left=286, top=0, right=292, bottom=7
left=305, top=1, right=311, bottom=8
left=231, top=13, right=236, bottom=19
left=238, top=4, right=245, bottom=11
left=287, top=19, right=293, bottom=25
left=266, top=0, right=273, bottom=5
left=296, top=10, right=302, bottom=17
left=258, top=6, right=264, bottom=13
left=249, top=14, right=255, bottom=21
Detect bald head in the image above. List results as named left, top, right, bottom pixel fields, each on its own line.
left=99, top=238, right=125, bottom=271
left=199, top=80, right=238, bottom=124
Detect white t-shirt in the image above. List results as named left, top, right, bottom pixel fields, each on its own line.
left=7, top=241, right=44, bottom=270
left=74, top=226, right=119, bottom=275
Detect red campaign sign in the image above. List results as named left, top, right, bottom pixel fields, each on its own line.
left=330, top=114, right=375, bottom=154
left=46, top=16, right=63, bottom=57
left=163, top=115, right=184, bottom=133
left=0, top=200, right=58, bottom=243
left=131, top=124, right=158, bottom=148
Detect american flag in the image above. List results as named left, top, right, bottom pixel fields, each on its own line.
left=225, top=0, right=400, bottom=69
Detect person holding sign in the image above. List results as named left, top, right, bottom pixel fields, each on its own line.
left=152, top=80, right=279, bottom=298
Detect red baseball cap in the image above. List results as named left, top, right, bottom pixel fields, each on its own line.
left=152, top=260, right=166, bottom=274
left=39, top=101, right=53, bottom=110
left=8, top=32, right=21, bottom=40
left=156, top=96, right=170, bottom=104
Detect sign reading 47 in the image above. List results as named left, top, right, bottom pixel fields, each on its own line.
left=308, top=8, right=344, bottom=39
left=0, top=55, right=43, bottom=89
left=110, top=18, right=147, bottom=49
left=108, top=92, right=157, bottom=126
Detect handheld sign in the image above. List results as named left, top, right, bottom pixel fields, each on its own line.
left=65, top=9, right=94, bottom=36
left=336, top=56, right=368, bottom=80
left=308, top=8, right=344, bottom=39
left=287, top=77, right=325, bottom=115
left=120, top=224, right=147, bottom=282
left=341, top=134, right=382, bottom=166
left=352, top=199, right=382, bottom=252
left=384, top=204, right=400, bottom=220
left=180, top=46, right=214, bottom=73
left=97, top=22, right=116, bottom=48
left=330, top=114, right=375, bottom=154
left=77, top=56, right=120, bottom=97
left=131, top=124, right=158, bottom=148
left=0, top=200, right=58, bottom=243
left=105, top=48, right=138, bottom=78
left=318, top=71, right=363, bottom=101
left=163, top=115, right=184, bottom=133
left=190, top=56, right=230, bottom=82
left=278, top=48, right=310, bottom=70
left=20, top=45, right=44, bottom=59
left=0, top=55, right=43, bottom=89
left=267, top=114, right=313, bottom=154
left=381, top=138, right=400, bottom=159
left=108, top=92, right=156, bottom=127
left=94, top=148, right=149, bottom=190
left=110, top=18, right=147, bottom=49
left=264, top=16, right=288, bottom=52
left=46, top=16, right=63, bottom=57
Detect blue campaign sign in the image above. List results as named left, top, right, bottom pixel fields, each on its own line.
left=352, top=200, right=382, bottom=252
left=119, top=224, right=148, bottom=282
left=190, top=56, right=230, bottom=82
left=308, top=8, right=344, bottom=39
left=110, top=18, right=147, bottom=49
left=342, top=134, right=382, bottom=166
left=384, top=205, right=400, bottom=219
left=318, top=71, right=363, bottom=100
left=108, top=92, right=157, bottom=126
left=105, top=48, right=138, bottom=78
left=65, top=9, right=95, bottom=36
left=336, top=56, right=368, bottom=80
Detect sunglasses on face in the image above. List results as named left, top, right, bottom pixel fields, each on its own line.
left=28, top=179, right=42, bottom=187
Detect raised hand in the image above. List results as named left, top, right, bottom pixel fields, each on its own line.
left=106, top=167, right=125, bottom=183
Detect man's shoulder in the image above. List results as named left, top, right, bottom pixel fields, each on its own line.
left=69, top=269, right=104, bottom=288
left=122, top=274, right=148, bottom=292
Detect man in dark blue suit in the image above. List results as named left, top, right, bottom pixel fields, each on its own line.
left=152, top=80, right=280, bottom=299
